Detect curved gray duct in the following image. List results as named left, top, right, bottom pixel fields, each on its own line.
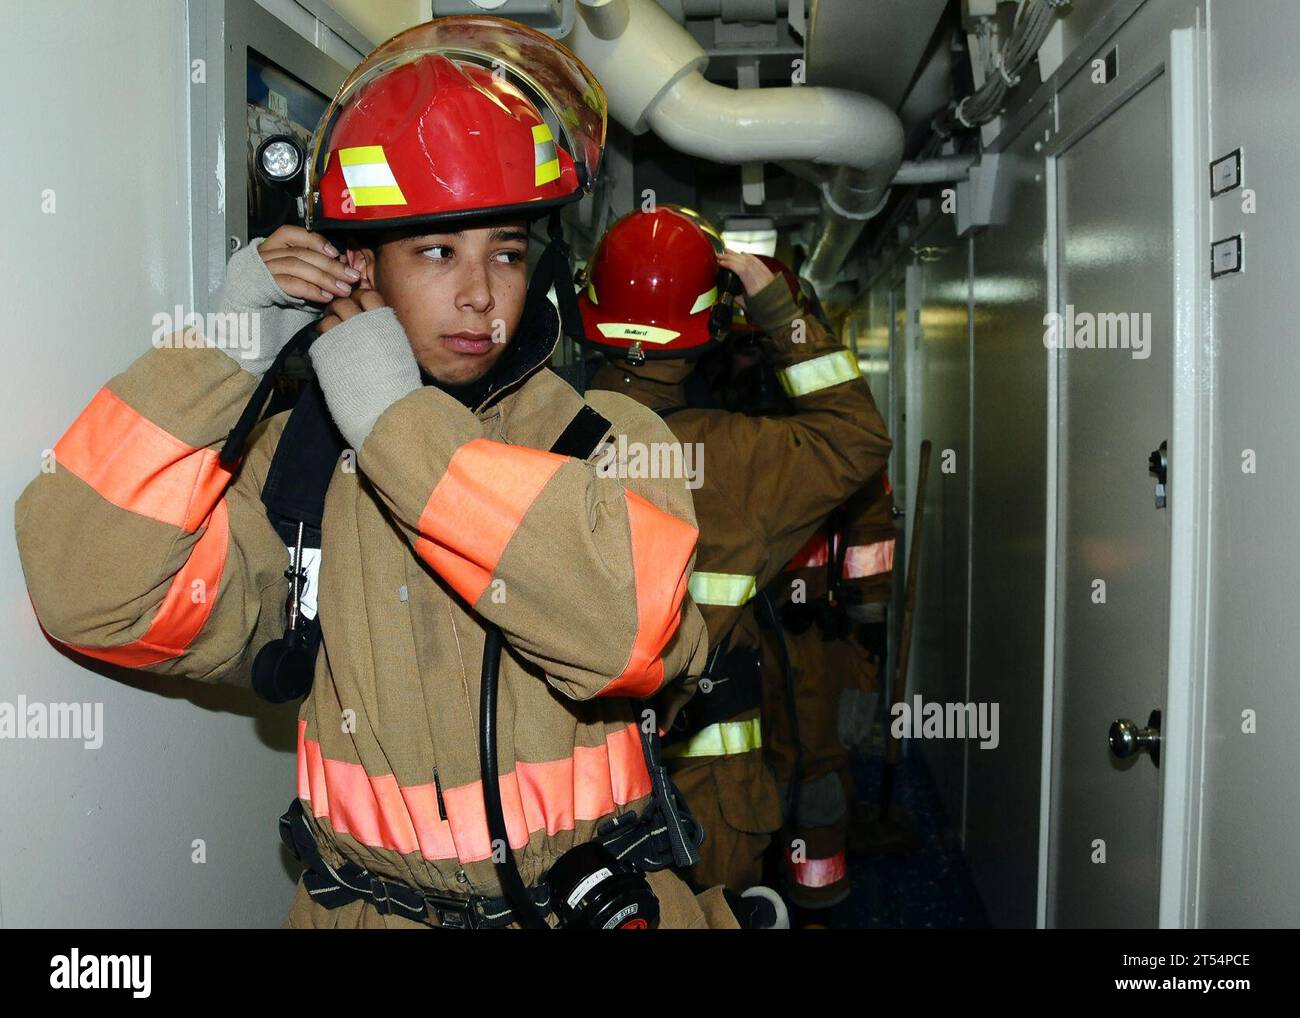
left=569, top=0, right=904, bottom=295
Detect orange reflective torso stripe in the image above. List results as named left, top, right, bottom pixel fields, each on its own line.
left=297, top=719, right=653, bottom=864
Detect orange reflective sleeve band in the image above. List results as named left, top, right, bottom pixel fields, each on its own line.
left=414, top=438, right=566, bottom=606
left=786, top=535, right=895, bottom=580
left=786, top=531, right=829, bottom=571
left=54, top=386, right=234, bottom=532
left=297, top=720, right=653, bottom=865
left=842, top=538, right=896, bottom=579
left=597, top=490, right=698, bottom=699
left=788, top=848, right=848, bottom=888
left=59, top=501, right=230, bottom=667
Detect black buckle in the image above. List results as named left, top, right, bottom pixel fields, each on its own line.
left=421, top=890, right=478, bottom=930
left=596, top=808, right=641, bottom=840
left=369, top=877, right=393, bottom=916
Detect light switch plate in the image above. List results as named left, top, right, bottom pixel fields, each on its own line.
left=1211, top=235, right=1243, bottom=279
left=1210, top=149, right=1242, bottom=197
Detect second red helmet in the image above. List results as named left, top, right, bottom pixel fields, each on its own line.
left=578, top=208, right=723, bottom=359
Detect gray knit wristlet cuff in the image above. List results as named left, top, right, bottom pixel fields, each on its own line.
left=210, top=237, right=319, bottom=377
left=308, top=307, right=423, bottom=451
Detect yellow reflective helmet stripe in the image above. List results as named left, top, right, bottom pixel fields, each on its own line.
left=688, top=571, right=757, bottom=607
left=689, top=286, right=718, bottom=315
left=587, top=281, right=598, bottom=305
left=533, top=123, right=561, bottom=186
left=662, top=718, right=763, bottom=759
left=778, top=348, right=861, bottom=397
left=338, top=146, right=407, bottom=207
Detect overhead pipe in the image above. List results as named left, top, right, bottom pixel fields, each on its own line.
left=779, top=155, right=975, bottom=289
left=892, top=156, right=977, bottom=184
left=569, top=0, right=904, bottom=295
left=783, top=155, right=976, bottom=189
left=776, top=159, right=829, bottom=188
left=578, top=0, right=630, bottom=38
left=675, top=0, right=790, bottom=18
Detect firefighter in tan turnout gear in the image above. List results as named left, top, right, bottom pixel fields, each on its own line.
left=579, top=207, right=893, bottom=898
left=761, top=472, right=898, bottom=911
left=14, top=19, right=745, bottom=930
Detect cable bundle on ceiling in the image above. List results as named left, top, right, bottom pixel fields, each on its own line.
left=937, top=0, right=1070, bottom=136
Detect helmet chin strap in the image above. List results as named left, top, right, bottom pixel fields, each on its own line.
left=522, top=209, right=586, bottom=344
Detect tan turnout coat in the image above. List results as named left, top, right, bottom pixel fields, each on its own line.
left=15, top=293, right=734, bottom=925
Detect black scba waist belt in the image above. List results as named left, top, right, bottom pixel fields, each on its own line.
left=280, top=796, right=700, bottom=929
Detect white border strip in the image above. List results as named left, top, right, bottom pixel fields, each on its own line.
left=1158, top=20, right=1211, bottom=931
left=1036, top=119, right=1060, bottom=930
left=961, top=235, right=975, bottom=848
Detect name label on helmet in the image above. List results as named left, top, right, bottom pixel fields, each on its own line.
left=596, top=322, right=681, bottom=344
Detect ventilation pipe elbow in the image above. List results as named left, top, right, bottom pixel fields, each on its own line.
left=571, top=0, right=904, bottom=294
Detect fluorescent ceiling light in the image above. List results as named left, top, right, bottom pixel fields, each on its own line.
left=720, top=230, right=778, bottom=256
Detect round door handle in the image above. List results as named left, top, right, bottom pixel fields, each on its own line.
left=1109, top=709, right=1161, bottom=768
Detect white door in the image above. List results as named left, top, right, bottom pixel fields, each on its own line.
left=1048, top=59, right=1175, bottom=928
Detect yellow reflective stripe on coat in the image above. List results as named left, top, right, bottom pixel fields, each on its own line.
left=778, top=349, right=861, bottom=397
left=688, top=571, right=757, bottom=606
left=662, top=718, right=763, bottom=759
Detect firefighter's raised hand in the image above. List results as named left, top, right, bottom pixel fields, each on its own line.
left=215, top=226, right=347, bottom=376
left=258, top=225, right=362, bottom=303
left=718, top=249, right=777, bottom=299
left=318, top=285, right=388, bottom=334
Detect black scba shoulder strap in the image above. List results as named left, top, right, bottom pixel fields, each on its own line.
left=242, top=378, right=343, bottom=705
left=261, top=378, right=345, bottom=548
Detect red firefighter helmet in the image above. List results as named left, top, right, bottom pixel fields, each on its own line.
left=577, top=208, right=722, bottom=359
left=306, top=17, right=606, bottom=231
left=729, top=254, right=803, bottom=335
left=661, top=204, right=726, bottom=255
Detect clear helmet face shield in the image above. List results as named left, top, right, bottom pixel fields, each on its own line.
left=304, top=16, right=606, bottom=230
